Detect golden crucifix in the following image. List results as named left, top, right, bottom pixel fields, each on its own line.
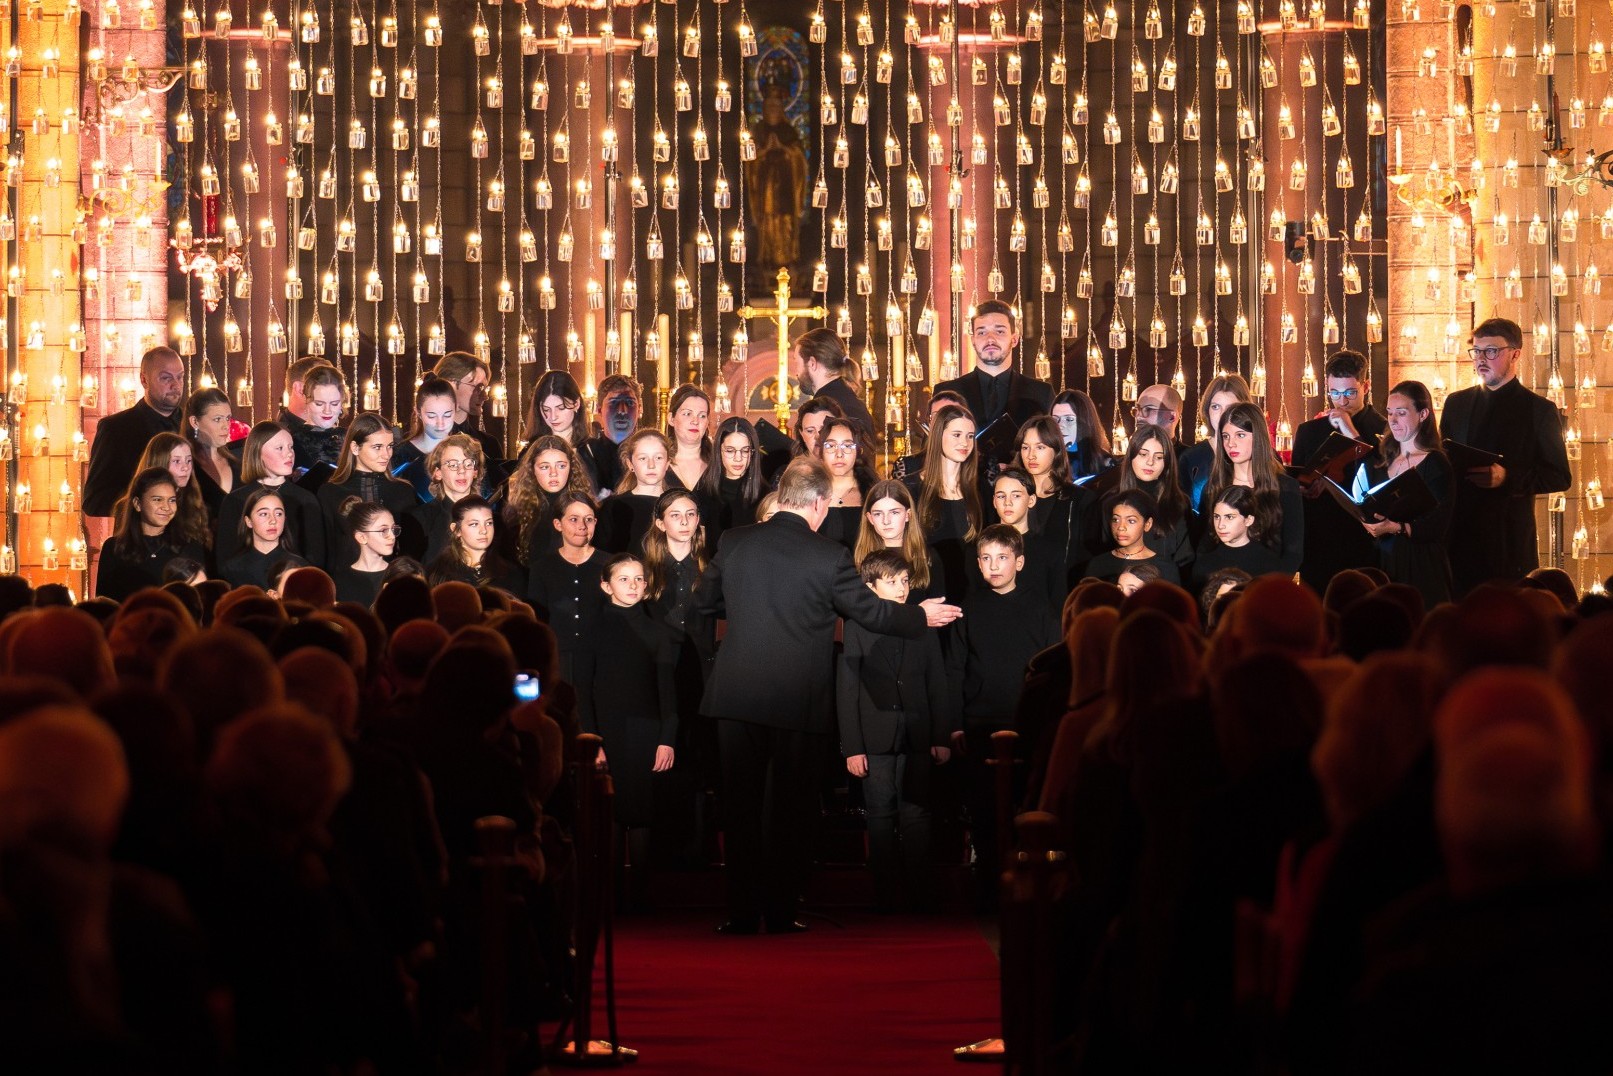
left=736, top=267, right=827, bottom=434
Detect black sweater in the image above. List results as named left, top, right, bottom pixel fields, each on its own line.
left=945, top=584, right=1061, bottom=726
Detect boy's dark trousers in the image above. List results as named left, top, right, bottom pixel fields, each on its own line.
left=863, top=748, right=934, bottom=910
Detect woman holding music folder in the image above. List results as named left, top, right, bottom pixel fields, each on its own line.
left=1351, top=380, right=1455, bottom=606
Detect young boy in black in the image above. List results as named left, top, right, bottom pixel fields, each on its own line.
left=946, top=524, right=1061, bottom=901
left=837, top=549, right=955, bottom=911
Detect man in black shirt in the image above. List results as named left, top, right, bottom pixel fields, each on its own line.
left=1293, top=349, right=1387, bottom=594
left=934, top=300, right=1054, bottom=472
left=84, top=346, right=185, bottom=518
left=1441, top=316, right=1572, bottom=595
left=576, top=374, right=641, bottom=495
left=792, top=326, right=876, bottom=442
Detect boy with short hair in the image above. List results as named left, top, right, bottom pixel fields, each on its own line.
left=1084, top=488, right=1182, bottom=586
left=990, top=466, right=1066, bottom=607
left=837, top=549, right=955, bottom=911
left=947, top=524, right=1061, bottom=901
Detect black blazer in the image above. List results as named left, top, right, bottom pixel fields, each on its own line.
left=695, top=512, right=927, bottom=734
left=837, top=620, right=955, bottom=758
left=933, top=369, right=1054, bottom=436
left=1292, top=408, right=1386, bottom=594
left=83, top=400, right=182, bottom=516
left=1441, top=379, right=1572, bottom=591
left=814, top=377, right=877, bottom=443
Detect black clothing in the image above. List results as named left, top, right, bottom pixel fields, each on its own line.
left=425, top=550, right=522, bottom=593
left=1030, top=485, right=1100, bottom=586
left=528, top=548, right=609, bottom=682
left=946, top=584, right=1061, bottom=728
left=1084, top=550, right=1183, bottom=586
left=933, top=368, right=1054, bottom=448
left=820, top=503, right=863, bottom=553
left=453, top=421, right=505, bottom=478
left=285, top=412, right=345, bottom=476
left=83, top=399, right=182, bottom=516
left=600, top=491, right=659, bottom=554
left=401, top=496, right=454, bottom=563
left=1190, top=540, right=1288, bottom=591
left=575, top=602, right=679, bottom=825
left=1441, top=377, right=1572, bottom=594
left=390, top=440, right=435, bottom=501
left=699, top=474, right=760, bottom=553
left=96, top=533, right=209, bottom=601
left=1293, top=408, right=1387, bottom=594
left=220, top=542, right=306, bottom=590
left=578, top=435, right=626, bottom=495
left=1362, top=451, right=1457, bottom=608
left=923, top=495, right=979, bottom=602
left=1178, top=441, right=1216, bottom=524
left=1198, top=474, right=1306, bottom=577
left=329, top=564, right=388, bottom=605
left=1019, top=529, right=1071, bottom=610
left=217, top=479, right=327, bottom=569
left=814, top=376, right=877, bottom=443
left=192, top=452, right=241, bottom=521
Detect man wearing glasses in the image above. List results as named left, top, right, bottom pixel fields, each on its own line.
left=1132, top=384, right=1186, bottom=449
left=432, top=352, right=503, bottom=477
left=1292, top=349, right=1387, bottom=593
left=1441, top=317, right=1571, bottom=596
left=933, top=300, right=1053, bottom=471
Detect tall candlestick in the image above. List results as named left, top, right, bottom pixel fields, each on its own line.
left=657, top=313, right=671, bottom=388
left=928, top=331, right=941, bottom=386
left=1394, top=126, right=1402, bottom=170
left=618, top=311, right=632, bottom=376
left=585, top=311, right=598, bottom=393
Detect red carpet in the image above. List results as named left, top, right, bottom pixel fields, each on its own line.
left=597, top=911, right=1001, bottom=1074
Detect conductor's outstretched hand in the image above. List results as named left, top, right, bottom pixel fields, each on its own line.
left=920, top=597, right=963, bottom=627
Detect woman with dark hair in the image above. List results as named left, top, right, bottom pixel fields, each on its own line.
left=402, top=433, right=486, bottom=563
left=699, top=416, right=764, bottom=550
left=760, top=395, right=843, bottom=485
left=601, top=429, right=672, bottom=554
left=220, top=487, right=306, bottom=590
left=1181, top=373, right=1254, bottom=516
left=97, top=467, right=209, bottom=601
left=1016, top=415, right=1094, bottom=581
left=526, top=369, right=598, bottom=492
left=130, top=432, right=212, bottom=553
left=1050, top=389, right=1114, bottom=482
left=915, top=404, right=984, bottom=599
left=854, top=479, right=941, bottom=602
left=813, top=415, right=878, bottom=551
left=330, top=498, right=400, bottom=605
left=425, top=495, right=521, bottom=591
left=1190, top=485, right=1287, bottom=589
left=1117, top=422, right=1194, bottom=575
left=184, top=387, right=238, bottom=516
left=526, top=491, right=608, bottom=681
left=1353, top=380, right=1455, bottom=607
left=1202, top=401, right=1304, bottom=575
left=217, top=422, right=327, bottom=568
left=316, top=414, right=419, bottom=560
left=665, top=384, right=713, bottom=493
left=498, top=434, right=593, bottom=566
left=391, top=378, right=460, bottom=498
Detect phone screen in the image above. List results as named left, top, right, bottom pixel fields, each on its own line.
left=514, top=672, right=541, bottom=702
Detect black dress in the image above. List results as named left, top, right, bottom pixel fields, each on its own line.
left=217, top=479, right=327, bottom=569
left=192, top=453, right=242, bottom=522
left=699, top=475, right=759, bottom=553
left=330, top=564, right=389, bottom=606
left=600, top=492, right=660, bottom=554
left=574, top=602, right=679, bottom=826
left=221, top=542, right=307, bottom=590
left=1082, top=550, right=1182, bottom=586
left=528, top=547, right=610, bottom=682
left=924, top=496, right=978, bottom=602
left=1190, top=540, right=1288, bottom=591
left=425, top=551, right=524, bottom=594
left=820, top=503, right=865, bottom=553
left=1362, top=452, right=1456, bottom=608
left=97, top=533, right=209, bottom=601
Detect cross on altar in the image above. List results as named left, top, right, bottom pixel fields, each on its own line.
left=736, top=268, right=827, bottom=434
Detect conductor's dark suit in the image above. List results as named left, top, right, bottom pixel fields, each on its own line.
left=696, top=511, right=927, bottom=927
left=1441, top=377, right=1571, bottom=596
left=813, top=376, right=877, bottom=443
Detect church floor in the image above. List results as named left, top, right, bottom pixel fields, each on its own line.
left=595, top=906, right=1001, bottom=1075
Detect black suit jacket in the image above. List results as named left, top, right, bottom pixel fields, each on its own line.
left=695, top=512, right=927, bottom=734
left=837, top=621, right=954, bottom=757
left=1293, top=407, right=1387, bottom=593
left=814, top=377, right=877, bottom=443
left=83, top=400, right=182, bottom=516
left=934, top=368, right=1054, bottom=432
left=1441, top=379, right=1571, bottom=590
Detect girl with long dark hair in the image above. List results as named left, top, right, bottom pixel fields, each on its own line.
left=1354, top=380, right=1455, bottom=606
left=184, top=386, right=238, bottom=516
left=699, top=416, right=764, bottom=550
left=98, top=467, right=210, bottom=600
left=1202, top=401, right=1304, bottom=575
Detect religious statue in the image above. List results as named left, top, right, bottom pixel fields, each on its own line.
left=745, top=83, right=809, bottom=277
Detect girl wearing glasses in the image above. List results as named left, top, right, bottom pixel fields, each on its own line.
left=1201, top=401, right=1305, bottom=576
left=699, top=416, right=764, bottom=550
left=813, top=416, right=878, bottom=551
left=318, top=413, right=419, bottom=565
left=331, top=497, right=399, bottom=605
left=403, top=433, right=485, bottom=563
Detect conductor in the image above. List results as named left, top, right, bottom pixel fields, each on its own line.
left=696, top=458, right=962, bottom=934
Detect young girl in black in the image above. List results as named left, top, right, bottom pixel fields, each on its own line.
left=97, top=467, right=209, bottom=601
